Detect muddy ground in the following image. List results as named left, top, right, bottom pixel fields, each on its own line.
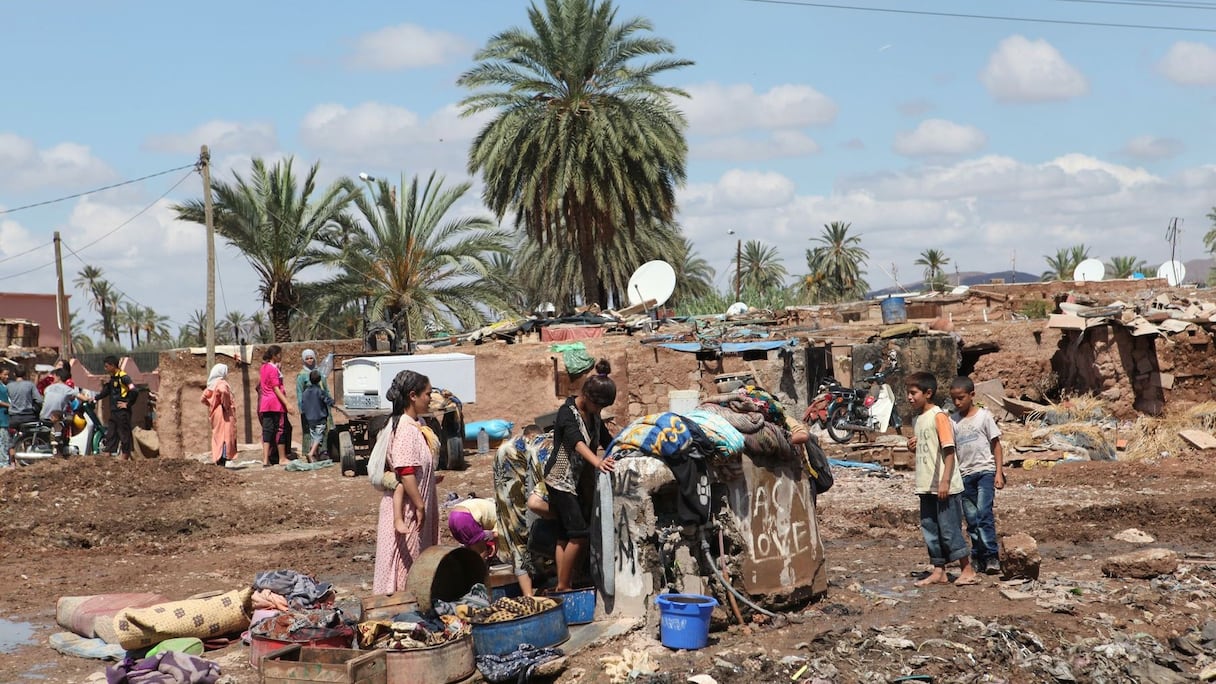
left=2, top=448, right=1214, bottom=683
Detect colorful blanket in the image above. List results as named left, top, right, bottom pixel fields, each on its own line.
left=607, top=413, right=694, bottom=460
left=684, top=409, right=745, bottom=459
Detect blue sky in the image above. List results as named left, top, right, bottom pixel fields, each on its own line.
left=2, top=0, right=1214, bottom=332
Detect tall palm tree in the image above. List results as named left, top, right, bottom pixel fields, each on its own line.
left=459, top=0, right=692, bottom=307
left=1204, top=207, right=1216, bottom=254
left=311, top=173, right=511, bottom=343
left=221, top=311, right=250, bottom=344
left=119, top=302, right=142, bottom=348
left=671, top=236, right=715, bottom=308
left=185, top=309, right=207, bottom=346
left=736, top=240, right=788, bottom=294
left=805, top=221, right=869, bottom=303
left=140, top=308, right=171, bottom=344
left=249, top=312, right=273, bottom=344
left=68, top=311, right=94, bottom=353
left=1041, top=244, right=1091, bottom=281
left=914, top=248, right=951, bottom=292
left=174, top=157, right=357, bottom=342
left=1107, top=256, right=1147, bottom=279
left=73, top=265, right=119, bottom=343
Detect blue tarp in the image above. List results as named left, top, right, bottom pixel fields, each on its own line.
left=658, top=340, right=797, bottom=354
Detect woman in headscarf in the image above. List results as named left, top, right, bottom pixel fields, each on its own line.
left=373, top=369, right=441, bottom=594
left=201, top=363, right=237, bottom=466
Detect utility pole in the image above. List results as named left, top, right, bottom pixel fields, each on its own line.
left=1166, top=217, right=1183, bottom=285
left=734, top=238, right=742, bottom=302
left=53, top=231, right=72, bottom=358
left=200, top=145, right=216, bottom=372
left=1010, top=251, right=1017, bottom=284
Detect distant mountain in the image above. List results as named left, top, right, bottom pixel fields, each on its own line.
left=868, top=271, right=1041, bottom=298
left=1184, top=257, right=1213, bottom=283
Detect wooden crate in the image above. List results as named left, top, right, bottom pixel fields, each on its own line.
left=260, top=645, right=386, bottom=684
left=361, top=591, right=414, bottom=622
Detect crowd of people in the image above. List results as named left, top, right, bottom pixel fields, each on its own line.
left=0, top=356, right=142, bottom=466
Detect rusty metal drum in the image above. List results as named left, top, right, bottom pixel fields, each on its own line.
left=385, top=634, right=476, bottom=684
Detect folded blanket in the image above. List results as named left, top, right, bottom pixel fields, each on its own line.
left=695, top=402, right=766, bottom=435
left=684, top=409, right=745, bottom=459
left=607, top=413, right=694, bottom=460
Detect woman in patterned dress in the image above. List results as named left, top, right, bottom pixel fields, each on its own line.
left=373, top=370, right=440, bottom=594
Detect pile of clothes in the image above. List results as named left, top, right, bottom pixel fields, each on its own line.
left=698, top=386, right=799, bottom=463
left=467, top=596, right=559, bottom=625
left=606, top=412, right=716, bottom=525
left=251, top=570, right=334, bottom=611
left=250, top=609, right=353, bottom=645
left=357, top=583, right=489, bottom=651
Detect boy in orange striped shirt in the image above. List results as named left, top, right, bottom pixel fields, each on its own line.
left=906, top=371, right=978, bottom=587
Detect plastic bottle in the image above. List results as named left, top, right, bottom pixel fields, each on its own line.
left=477, top=427, right=489, bottom=455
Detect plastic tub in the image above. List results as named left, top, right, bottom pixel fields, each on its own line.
left=880, top=297, right=907, bottom=325
left=549, top=587, right=595, bottom=625
left=470, top=599, right=568, bottom=656
left=655, top=594, right=718, bottom=650
left=249, top=624, right=355, bottom=667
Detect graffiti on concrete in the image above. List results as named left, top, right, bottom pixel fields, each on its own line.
left=732, top=459, right=825, bottom=595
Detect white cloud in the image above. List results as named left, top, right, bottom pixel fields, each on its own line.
left=676, top=155, right=1212, bottom=293
left=1122, top=135, right=1184, bottom=160
left=1158, top=41, right=1216, bottom=86
left=299, top=101, right=490, bottom=176
left=980, top=35, right=1088, bottom=103
left=893, top=119, right=988, bottom=157
left=693, top=131, right=820, bottom=161
left=681, top=83, right=838, bottom=136
left=144, top=120, right=278, bottom=156
left=346, top=23, right=473, bottom=71
left=0, top=133, right=115, bottom=193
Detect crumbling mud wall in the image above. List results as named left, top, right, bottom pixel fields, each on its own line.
left=1052, top=327, right=1165, bottom=418
left=1155, top=327, right=1216, bottom=406
left=851, top=335, right=962, bottom=427
left=971, top=324, right=1062, bottom=402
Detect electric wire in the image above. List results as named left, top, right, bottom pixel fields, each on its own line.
left=0, top=240, right=54, bottom=266
left=741, top=0, right=1216, bottom=32
left=0, top=163, right=197, bottom=217
left=1053, top=0, right=1216, bottom=9
left=61, top=241, right=182, bottom=328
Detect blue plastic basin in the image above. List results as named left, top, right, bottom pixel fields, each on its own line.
left=470, top=599, right=569, bottom=657
left=549, top=588, right=596, bottom=625
left=655, top=593, right=717, bottom=650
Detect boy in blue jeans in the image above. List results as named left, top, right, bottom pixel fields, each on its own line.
left=906, top=371, right=978, bottom=587
left=949, top=376, right=1005, bottom=575
left=300, top=370, right=334, bottom=463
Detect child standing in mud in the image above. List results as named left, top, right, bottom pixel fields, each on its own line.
left=906, top=371, right=978, bottom=587
left=949, top=376, right=1005, bottom=575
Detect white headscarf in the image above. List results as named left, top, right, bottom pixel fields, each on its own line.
left=207, top=363, right=229, bottom=390
left=302, top=349, right=317, bottom=366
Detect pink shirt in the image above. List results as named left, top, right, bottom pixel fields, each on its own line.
left=258, top=362, right=285, bottom=413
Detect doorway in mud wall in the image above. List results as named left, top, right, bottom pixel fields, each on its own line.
left=805, top=344, right=833, bottom=398
left=959, top=342, right=1000, bottom=377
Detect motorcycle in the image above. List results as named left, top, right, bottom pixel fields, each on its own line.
left=822, top=352, right=902, bottom=444
left=10, top=396, right=103, bottom=466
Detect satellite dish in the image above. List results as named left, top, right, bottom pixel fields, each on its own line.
left=1073, top=258, right=1106, bottom=283
left=726, top=302, right=749, bottom=316
left=626, top=260, right=676, bottom=308
left=1157, top=261, right=1186, bottom=287
left=950, top=285, right=970, bottom=295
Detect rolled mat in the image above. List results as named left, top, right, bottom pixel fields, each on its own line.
left=57, top=593, right=170, bottom=639
left=102, top=587, right=252, bottom=649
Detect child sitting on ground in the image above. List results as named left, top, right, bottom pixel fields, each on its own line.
left=448, top=497, right=498, bottom=559
left=906, top=371, right=978, bottom=587
left=949, top=376, right=1005, bottom=575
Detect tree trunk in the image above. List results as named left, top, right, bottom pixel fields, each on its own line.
left=271, top=305, right=292, bottom=342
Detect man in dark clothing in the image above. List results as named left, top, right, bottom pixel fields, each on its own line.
left=95, top=355, right=137, bottom=460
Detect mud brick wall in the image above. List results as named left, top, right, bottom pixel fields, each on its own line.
left=851, top=335, right=962, bottom=427
left=1156, top=327, right=1216, bottom=406
left=1052, top=326, right=1165, bottom=418
left=977, top=278, right=1172, bottom=314
left=970, top=323, right=1063, bottom=402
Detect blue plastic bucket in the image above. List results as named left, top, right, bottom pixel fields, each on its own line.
left=880, top=297, right=907, bottom=325
left=550, top=588, right=596, bottom=625
left=655, top=594, right=718, bottom=650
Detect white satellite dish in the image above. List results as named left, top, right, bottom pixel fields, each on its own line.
left=1157, top=261, right=1186, bottom=287
left=950, top=285, right=970, bottom=295
left=726, top=302, right=749, bottom=316
left=626, top=260, right=676, bottom=308
left=1073, top=258, right=1106, bottom=283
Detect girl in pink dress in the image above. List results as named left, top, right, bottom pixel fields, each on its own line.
left=373, top=370, right=440, bottom=595
left=258, top=345, right=294, bottom=467
left=201, top=363, right=237, bottom=466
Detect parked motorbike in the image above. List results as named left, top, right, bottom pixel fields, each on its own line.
left=822, top=352, right=902, bottom=444
left=10, top=420, right=58, bottom=465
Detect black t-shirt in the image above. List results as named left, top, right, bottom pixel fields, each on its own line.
left=544, top=397, right=611, bottom=493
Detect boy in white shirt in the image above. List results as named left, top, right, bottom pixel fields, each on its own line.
left=949, top=376, right=1005, bottom=575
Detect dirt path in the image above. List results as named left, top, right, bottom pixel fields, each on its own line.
left=2, top=452, right=1214, bottom=683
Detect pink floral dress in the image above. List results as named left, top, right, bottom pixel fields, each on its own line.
left=373, top=416, right=439, bottom=595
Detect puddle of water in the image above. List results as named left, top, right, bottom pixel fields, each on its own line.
left=0, top=618, right=36, bottom=653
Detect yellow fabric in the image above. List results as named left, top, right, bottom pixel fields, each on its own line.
left=914, top=406, right=963, bottom=495
left=105, top=587, right=252, bottom=649
left=453, top=498, right=497, bottom=529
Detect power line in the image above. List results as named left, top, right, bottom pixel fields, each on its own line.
left=0, top=163, right=197, bottom=217
left=0, top=239, right=53, bottom=266
left=61, top=240, right=182, bottom=328
left=741, top=0, right=1216, bottom=32
left=1054, top=0, right=1216, bottom=9
left=0, top=169, right=195, bottom=284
